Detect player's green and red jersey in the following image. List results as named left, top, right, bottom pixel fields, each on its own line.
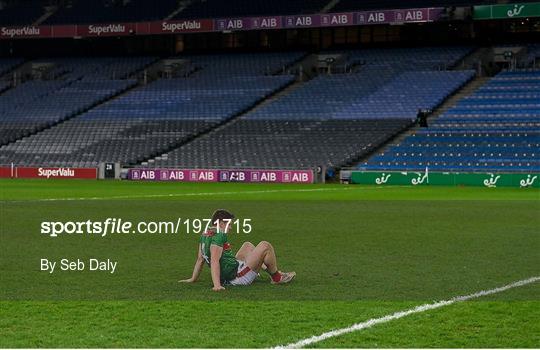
left=200, top=228, right=238, bottom=282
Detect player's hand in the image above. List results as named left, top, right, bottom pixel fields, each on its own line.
left=179, top=278, right=196, bottom=283
left=212, top=285, right=225, bottom=292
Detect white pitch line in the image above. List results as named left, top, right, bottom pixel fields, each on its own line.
left=275, top=276, right=540, bottom=349
left=2, top=185, right=387, bottom=203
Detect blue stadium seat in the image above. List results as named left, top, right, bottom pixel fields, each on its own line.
left=362, top=69, right=540, bottom=172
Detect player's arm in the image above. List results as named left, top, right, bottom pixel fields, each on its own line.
left=179, top=244, right=204, bottom=283
left=210, top=244, right=225, bottom=291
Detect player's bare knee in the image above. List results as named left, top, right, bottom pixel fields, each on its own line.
left=242, top=241, right=255, bottom=250
left=258, top=241, right=272, bottom=250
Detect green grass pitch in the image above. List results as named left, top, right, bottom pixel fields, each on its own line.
left=0, top=179, right=539, bottom=348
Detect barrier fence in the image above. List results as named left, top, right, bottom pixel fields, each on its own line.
left=0, top=165, right=316, bottom=183
left=344, top=168, right=539, bottom=188
left=5, top=165, right=537, bottom=187
left=0, top=165, right=97, bottom=179
left=127, top=168, right=314, bottom=184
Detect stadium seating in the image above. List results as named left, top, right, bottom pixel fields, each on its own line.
left=0, top=58, right=24, bottom=77
left=150, top=47, right=473, bottom=169
left=0, top=57, right=154, bottom=146
left=44, top=0, right=180, bottom=24
left=362, top=69, right=540, bottom=172
left=0, top=53, right=298, bottom=167
left=331, top=0, right=495, bottom=12
left=525, top=43, right=540, bottom=68
left=0, top=48, right=474, bottom=169
left=149, top=119, right=411, bottom=169
left=246, top=47, right=472, bottom=120
left=344, top=46, right=472, bottom=70
left=332, top=70, right=474, bottom=119
left=48, top=56, right=158, bottom=81
left=0, top=80, right=11, bottom=93
left=0, top=0, right=44, bottom=25
left=173, top=0, right=329, bottom=19
left=0, top=58, right=19, bottom=93
left=182, top=52, right=305, bottom=77
left=0, top=79, right=136, bottom=146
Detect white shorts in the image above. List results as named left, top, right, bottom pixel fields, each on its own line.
left=228, top=260, right=258, bottom=286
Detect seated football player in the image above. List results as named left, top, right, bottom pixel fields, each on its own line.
left=180, top=209, right=296, bottom=291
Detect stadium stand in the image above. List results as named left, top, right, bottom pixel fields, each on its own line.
left=48, top=56, right=157, bottom=80
left=180, top=52, right=305, bottom=77
left=244, top=47, right=472, bottom=120
left=0, top=57, right=155, bottom=146
left=362, top=69, right=540, bottom=172
left=148, top=47, right=473, bottom=169
left=0, top=79, right=135, bottom=145
left=330, top=0, right=495, bottom=12
left=332, top=70, right=474, bottom=119
left=0, top=53, right=299, bottom=167
left=0, top=58, right=24, bottom=77
left=0, top=58, right=19, bottom=94
left=173, top=0, right=329, bottom=19
left=0, top=0, right=44, bottom=25
left=525, top=43, right=540, bottom=68
left=43, top=0, right=180, bottom=24
left=148, top=119, right=411, bottom=169
left=0, top=80, right=11, bottom=93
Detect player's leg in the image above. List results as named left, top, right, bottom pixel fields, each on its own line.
left=243, top=241, right=276, bottom=272
left=235, top=241, right=255, bottom=261
left=236, top=241, right=268, bottom=271
left=244, top=241, right=295, bottom=284
left=228, top=242, right=258, bottom=286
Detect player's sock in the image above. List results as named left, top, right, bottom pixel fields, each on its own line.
left=269, top=270, right=282, bottom=282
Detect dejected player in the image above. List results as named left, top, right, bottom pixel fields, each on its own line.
left=180, top=209, right=296, bottom=291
